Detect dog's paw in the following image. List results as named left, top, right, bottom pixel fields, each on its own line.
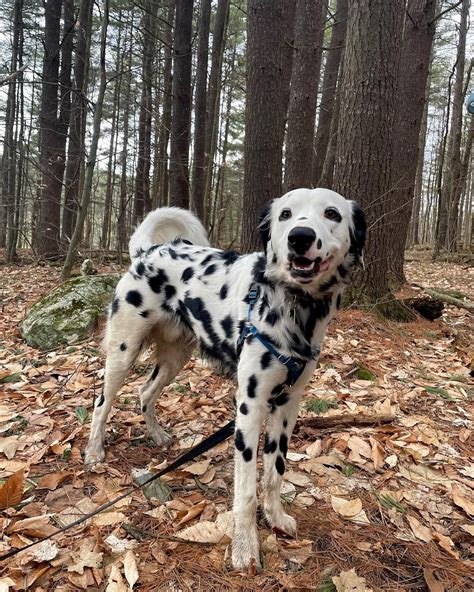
left=231, top=544, right=261, bottom=573
left=265, top=508, right=297, bottom=536
left=232, top=524, right=261, bottom=572
left=84, top=447, right=105, bottom=466
left=147, top=424, right=172, bottom=447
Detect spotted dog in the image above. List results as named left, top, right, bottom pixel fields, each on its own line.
left=85, top=188, right=366, bottom=571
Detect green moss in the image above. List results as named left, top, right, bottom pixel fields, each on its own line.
left=355, top=367, right=377, bottom=381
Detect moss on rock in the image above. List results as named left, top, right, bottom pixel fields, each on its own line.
left=21, top=274, right=121, bottom=351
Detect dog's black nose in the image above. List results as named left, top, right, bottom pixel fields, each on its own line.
left=288, top=227, right=316, bottom=255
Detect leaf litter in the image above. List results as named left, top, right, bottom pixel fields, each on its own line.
left=0, top=259, right=472, bottom=590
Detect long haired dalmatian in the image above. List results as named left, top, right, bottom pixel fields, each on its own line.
left=85, top=187, right=366, bottom=571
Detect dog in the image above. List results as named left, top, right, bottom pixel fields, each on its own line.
left=85, top=187, right=366, bottom=570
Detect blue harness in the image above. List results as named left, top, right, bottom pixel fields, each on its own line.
left=237, top=287, right=308, bottom=387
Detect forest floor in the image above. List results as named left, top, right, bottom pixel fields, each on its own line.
left=0, top=254, right=473, bottom=591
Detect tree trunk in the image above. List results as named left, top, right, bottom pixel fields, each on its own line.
left=36, top=0, right=65, bottom=257
left=191, top=0, right=212, bottom=220
left=169, top=0, right=194, bottom=209
left=1, top=0, right=22, bottom=254
left=133, top=0, right=157, bottom=225
left=202, top=0, right=230, bottom=226
left=285, top=0, right=326, bottom=191
left=409, top=67, right=431, bottom=246
left=333, top=0, right=409, bottom=319
left=241, top=0, right=295, bottom=252
left=61, top=0, right=109, bottom=279
left=312, top=0, right=348, bottom=188
left=388, top=0, right=436, bottom=285
left=434, top=0, right=470, bottom=255
left=62, top=0, right=93, bottom=246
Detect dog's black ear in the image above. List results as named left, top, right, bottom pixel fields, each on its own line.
left=258, top=202, right=272, bottom=253
left=349, top=202, right=366, bottom=266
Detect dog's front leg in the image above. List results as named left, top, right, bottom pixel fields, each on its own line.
left=232, top=361, right=268, bottom=572
left=263, top=387, right=304, bottom=535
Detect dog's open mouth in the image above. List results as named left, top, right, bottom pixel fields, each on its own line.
left=289, top=256, right=333, bottom=279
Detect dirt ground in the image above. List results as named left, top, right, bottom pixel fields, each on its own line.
left=0, top=255, right=472, bottom=591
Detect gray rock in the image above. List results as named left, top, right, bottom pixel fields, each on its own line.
left=21, top=274, right=120, bottom=351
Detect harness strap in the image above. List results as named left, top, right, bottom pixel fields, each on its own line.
left=239, top=286, right=309, bottom=387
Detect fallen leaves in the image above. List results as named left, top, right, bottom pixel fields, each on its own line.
left=0, top=467, right=28, bottom=509
left=0, top=260, right=472, bottom=590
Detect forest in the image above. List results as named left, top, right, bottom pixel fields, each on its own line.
left=0, top=0, right=473, bottom=590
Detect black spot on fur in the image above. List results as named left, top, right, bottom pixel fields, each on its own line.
left=252, top=254, right=273, bottom=286
left=126, top=290, right=142, bottom=307
left=142, top=404, right=147, bottom=413
left=272, top=383, right=285, bottom=396
left=235, top=429, right=245, bottom=451
left=220, top=250, right=240, bottom=266
left=168, top=248, right=178, bottom=260
left=140, top=310, right=149, bottom=318
left=320, top=275, right=338, bottom=292
left=317, top=238, right=322, bottom=250
left=247, top=375, right=257, bottom=398
left=136, top=261, right=145, bottom=276
left=96, top=394, right=105, bottom=407
left=275, top=455, right=285, bottom=475
left=111, top=298, right=119, bottom=316
left=272, top=254, right=277, bottom=264
left=219, top=284, right=228, bottom=299
left=201, top=253, right=215, bottom=266
left=239, top=403, right=249, bottom=415
left=264, top=433, right=277, bottom=454
left=283, top=419, right=288, bottom=428
left=260, top=351, right=273, bottom=370
left=151, top=365, right=160, bottom=380
left=274, top=392, right=290, bottom=406
left=149, top=269, right=169, bottom=293
left=265, top=310, right=280, bottom=326
left=337, top=264, right=349, bottom=278
left=243, top=448, right=253, bottom=462
left=182, top=239, right=193, bottom=245
left=203, top=264, right=217, bottom=276
left=279, top=434, right=288, bottom=457
left=120, top=342, right=127, bottom=351
left=165, top=285, right=176, bottom=299
left=220, top=315, right=233, bottom=339
left=181, top=267, right=194, bottom=283
left=336, top=294, right=342, bottom=309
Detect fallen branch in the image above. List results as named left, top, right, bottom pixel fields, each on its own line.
left=423, top=288, right=474, bottom=312
left=296, top=412, right=395, bottom=430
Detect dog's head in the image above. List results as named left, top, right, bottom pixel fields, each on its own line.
left=259, top=188, right=366, bottom=292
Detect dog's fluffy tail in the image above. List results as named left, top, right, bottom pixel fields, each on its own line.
left=129, top=207, right=210, bottom=260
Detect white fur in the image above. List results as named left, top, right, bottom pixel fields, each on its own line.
left=85, top=188, right=365, bottom=572
left=128, top=206, right=209, bottom=260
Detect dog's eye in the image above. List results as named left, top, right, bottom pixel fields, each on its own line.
left=279, top=209, right=292, bottom=221
left=324, top=207, right=342, bottom=222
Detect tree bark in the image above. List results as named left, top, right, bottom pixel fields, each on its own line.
left=133, top=0, right=157, bottom=225
left=62, top=0, right=93, bottom=246
left=285, top=0, right=326, bottom=192
left=434, top=0, right=470, bottom=255
left=202, top=0, right=230, bottom=226
left=333, top=0, right=409, bottom=319
left=191, top=0, right=212, bottom=220
left=1, top=0, right=22, bottom=253
left=241, top=0, right=295, bottom=253
left=388, top=0, right=436, bottom=284
left=61, top=0, right=109, bottom=279
left=169, top=0, right=194, bottom=209
left=312, top=0, right=348, bottom=188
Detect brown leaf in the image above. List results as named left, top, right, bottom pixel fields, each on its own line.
left=0, top=467, right=27, bottom=509
left=123, top=550, right=139, bottom=589
left=176, top=500, right=207, bottom=527
left=105, top=564, right=127, bottom=592
left=8, top=515, right=57, bottom=538
left=331, top=496, right=362, bottom=518
left=68, top=540, right=104, bottom=574
left=406, top=515, right=433, bottom=543
left=423, top=569, right=445, bottom=592
left=332, top=568, right=373, bottom=591
left=37, top=471, right=70, bottom=490
left=451, top=484, right=474, bottom=516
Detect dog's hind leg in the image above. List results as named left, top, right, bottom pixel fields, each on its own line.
left=85, top=318, right=149, bottom=465
left=139, top=338, right=193, bottom=446
left=262, top=388, right=304, bottom=535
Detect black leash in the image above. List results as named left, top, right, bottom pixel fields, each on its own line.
left=0, top=420, right=235, bottom=562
